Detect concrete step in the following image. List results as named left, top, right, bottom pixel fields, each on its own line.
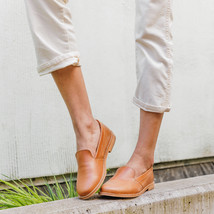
left=1, top=174, right=214, bottom=214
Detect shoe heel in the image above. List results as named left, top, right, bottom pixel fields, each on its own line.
left=147, top=182, right=154, bottom=191
left=108, top=133, right=116, bottom=153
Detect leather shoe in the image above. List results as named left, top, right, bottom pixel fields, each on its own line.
left=100, top=165, right=154, bottom=198
left=75, top=120, right=116, bottom=199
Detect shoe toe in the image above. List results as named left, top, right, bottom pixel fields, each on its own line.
left=101, top=180, right=118, bottom=193
left=77, top=173, right=101, bottom=197
left=101, top=179, right=141, bottom=195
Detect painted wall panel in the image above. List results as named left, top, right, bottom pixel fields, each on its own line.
left=0, top=0, right=214, bottom=180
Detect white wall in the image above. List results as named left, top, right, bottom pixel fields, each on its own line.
left=0, top=0, right=214, bottom=180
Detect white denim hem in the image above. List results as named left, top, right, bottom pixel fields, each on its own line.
left=133, top=96, right=171, bottom=113
left=38, top=52, right=80, bottom=76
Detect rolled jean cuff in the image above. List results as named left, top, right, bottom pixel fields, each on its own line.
left=133, top=96, right=171, bottom=113
left=38, top=52, right=80, bottom=76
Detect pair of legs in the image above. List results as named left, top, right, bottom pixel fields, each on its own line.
left=24, top=0, right=173, bottom=197
left=51, top=65, right=163, bottom=178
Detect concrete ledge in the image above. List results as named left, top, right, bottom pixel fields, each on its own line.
left=1, top=174, right=214, bottom=214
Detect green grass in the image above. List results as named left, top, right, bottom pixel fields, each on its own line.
left=0, top=174, right=77, bottom=210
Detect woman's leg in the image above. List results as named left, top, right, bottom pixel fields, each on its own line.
left=24, top=0, right=115, bottom=199
left=52, top=66, right=116, bottom=200
left=24, top=0, right=99, bottom=156
left=129, top=0, right=173, bottom=176
left=100, top=0, right=173, bottom=197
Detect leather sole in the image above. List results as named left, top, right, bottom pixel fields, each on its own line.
left=79, top=133, right=116, bottom=199
left=99, top=182, right=154, bottom=198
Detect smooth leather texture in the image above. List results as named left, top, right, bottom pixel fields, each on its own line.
left=100, top=165, right=154, bottom=198
left=75, top=120, right=115, bottom=199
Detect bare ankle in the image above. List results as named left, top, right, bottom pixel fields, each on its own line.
left=75, top=118, right=100, bottom=156
left=126, top=151, right=154, bottom=177
left=133, top=151, right=154, bottom=166
left=73, top=117, right=98, bottom=139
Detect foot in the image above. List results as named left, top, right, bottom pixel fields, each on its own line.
left=100, top=165, right=154, bottom=198
left=76, top=121, right=116, bottom=199
left=75, top=119, right=100, bottom=157
left=126, top=151, right=154, bottom=177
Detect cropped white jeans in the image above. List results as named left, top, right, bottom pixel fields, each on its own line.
left=24, top=0, right=173, bottom=113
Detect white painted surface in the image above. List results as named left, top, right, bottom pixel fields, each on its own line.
left=0, top=0, right=214, bottom=180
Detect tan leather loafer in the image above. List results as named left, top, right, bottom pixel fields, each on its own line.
left=100, top=165, right=154, bottom=198
left=75, top=120, right=116, bottom=199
